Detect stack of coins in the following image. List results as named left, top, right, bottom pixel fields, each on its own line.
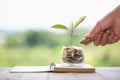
left=62, top=46, right=84, bottom=64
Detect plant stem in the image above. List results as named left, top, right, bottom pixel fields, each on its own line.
left=70, top=29, right=73, bottom=47
left=70, top=22, right=73, bottom=47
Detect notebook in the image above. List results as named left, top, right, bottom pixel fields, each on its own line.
left=10, top=63, right=95, bottom=73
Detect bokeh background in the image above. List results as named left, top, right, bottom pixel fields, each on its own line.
left=0, top=0, right=120, bottom=66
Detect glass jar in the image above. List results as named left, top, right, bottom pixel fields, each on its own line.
left=60, top=46, right=84, bottom=67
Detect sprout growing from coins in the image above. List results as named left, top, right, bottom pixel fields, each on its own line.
left=51, top=16, right=87, bottom=66
left=51, top=16, right=86, bottom=46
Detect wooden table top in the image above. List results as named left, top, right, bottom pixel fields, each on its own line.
left=0, top=67, right=120, bottom=80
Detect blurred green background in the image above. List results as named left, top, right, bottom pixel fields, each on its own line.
left=1, top=0, right=120, bottom=67
left=0, top=28, right=120, bottom=67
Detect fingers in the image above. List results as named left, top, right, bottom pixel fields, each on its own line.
left=80, top=38, right=93, bottom=45
left=94, top=31, right=119, bottom=46
left=107, top=32, right=119, bottom=44
left=84, top=22, right=102, bottom=46
left=83, top=21, right=120, bottom=46
left=94, top=31, right=103, bottom=46
left=85, top=22, right=102, bottom=39
left=84, top=29, right=119, bottom=46
left=99, top=30, right=110, bottom=46
left=107, top=32, right=115, bottom=44
left=112, top=35, right=119, bottom=42
left=84, top=39, right=93, bottom=45
left=85, top=21, right=111, bottom=46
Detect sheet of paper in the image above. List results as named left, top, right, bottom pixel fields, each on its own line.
left=10, top=66, right=51, bottom=73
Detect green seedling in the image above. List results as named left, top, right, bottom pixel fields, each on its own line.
left=51, top=16, right=86, bottom=46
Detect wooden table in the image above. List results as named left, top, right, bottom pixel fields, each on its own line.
left=0, top=67, right=120, bottom=80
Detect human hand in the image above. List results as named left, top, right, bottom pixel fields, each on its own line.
left=92, top=29, right=119, bottom=46
left=83, top=5, right=120, bottom=46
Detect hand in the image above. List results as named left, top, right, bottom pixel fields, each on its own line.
left=84, top=5, right=120, bottom=46
left=93, top=29, right=119, bottom=46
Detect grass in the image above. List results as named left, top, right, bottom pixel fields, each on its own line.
left=0, top=41, right=120, bottom=67
left=0, top=45, right=59, bottom=66
left=84, top=42, right=120, bottom=66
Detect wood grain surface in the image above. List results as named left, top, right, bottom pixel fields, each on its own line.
left=0, top=67, right=120, bottom=80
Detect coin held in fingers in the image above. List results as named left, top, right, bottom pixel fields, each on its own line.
left=80, top=38, right=94, bottom=44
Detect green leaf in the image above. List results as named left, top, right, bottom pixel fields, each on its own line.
left=51, top=24, right=69, bottom=30
left=73, top=16, right=86, bottom=29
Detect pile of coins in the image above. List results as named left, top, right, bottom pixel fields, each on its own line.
left=61, top=46, right=84, bottom=64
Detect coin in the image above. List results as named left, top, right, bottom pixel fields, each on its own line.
left=80, top=38, right=94, bottom=44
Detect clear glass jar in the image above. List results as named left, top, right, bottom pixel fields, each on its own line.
left=60, top=46, right=84, bottom=67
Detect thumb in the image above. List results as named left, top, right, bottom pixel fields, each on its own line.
left=85, top=28, right=99, bottom=39
left=85, top=22, right=102, bottom=39
left=85, top=33, right=95, bottom=39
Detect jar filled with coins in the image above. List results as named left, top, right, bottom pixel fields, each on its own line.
left=60, top=46, right=84, bottom=66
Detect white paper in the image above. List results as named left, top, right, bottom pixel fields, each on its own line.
left=10, top=66, right=50, bottom=73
